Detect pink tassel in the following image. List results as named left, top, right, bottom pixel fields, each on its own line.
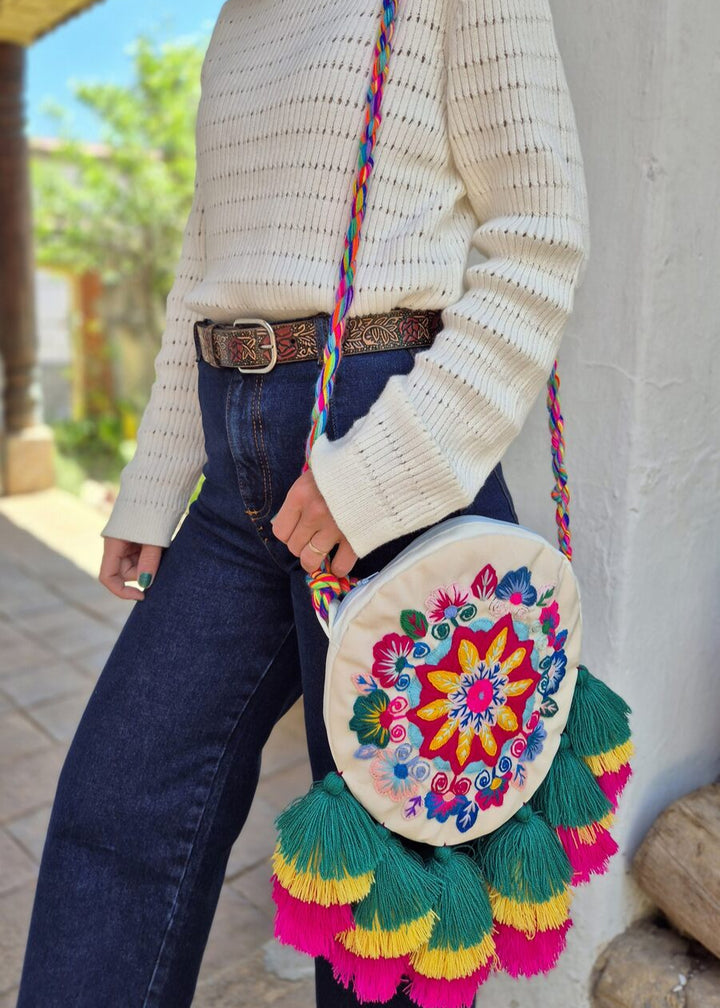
left=493, top=920, right=572, bottom=977
left=556, top=825, right=619, bottom=884
left=596, top=763, right=632, bottom=810
left=271, top=876, right=354, bottom=958
left=328, top=939, right=409, bottom=1003
left=406, top=960, right=493, bottom=1008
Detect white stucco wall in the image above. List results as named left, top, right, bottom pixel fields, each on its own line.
left=485, top=1, right=720, bottom=1004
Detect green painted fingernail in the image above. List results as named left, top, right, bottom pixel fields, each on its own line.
left=138, top=572, right=153, bottom=589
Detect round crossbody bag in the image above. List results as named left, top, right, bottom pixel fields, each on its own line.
left=270, top=4, right=634, bottom=1006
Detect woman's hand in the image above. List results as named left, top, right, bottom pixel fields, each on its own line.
left=99, top=537, right=164, bottom=601
left=271, top=469, right=358, bottom=577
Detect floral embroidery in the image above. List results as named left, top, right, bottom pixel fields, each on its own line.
left=490, top=567, right=538, bottom=619
left=426, top=584, right=469, bottom=623
left=347, top=556, right=576, bottom=833
left=408, top=613, right=539, bottom=775
left=371, top=633, right=415, bottom=689
left=539, top=600, right=560, bottom=644
left=349, top=692, right=409, bottom=749
left=539, top=648, right=567, bottom=696
left=522, top=720, right=547, bottom=761
left=369, top=742, right=430, bottom=802
left=424, top=584, right=477, bottom=640
left=474, top=765, right=512, bottom=810
left=425, top=789, right=469, bottom=823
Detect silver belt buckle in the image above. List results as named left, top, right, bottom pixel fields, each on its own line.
left=232, top=317, right=278, bottom=373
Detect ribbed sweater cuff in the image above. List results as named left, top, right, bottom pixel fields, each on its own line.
left=100, top=497, right=187, bottom=549
left=307, top=393, right=473, bottom=559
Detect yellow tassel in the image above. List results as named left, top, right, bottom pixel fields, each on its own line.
left=272, top=847, right=374, bottom=907
left=584, top=739, right=634, bottom=775
left=338, top=910, right=437, bottom=958
left=571, top=812, right=615, bottom=845
left=488, top=886, right=572, bottom=936
left=410, top=933, right=496, bottom=980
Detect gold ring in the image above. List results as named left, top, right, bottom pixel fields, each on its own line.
left=307, top=536, right=327, bottom=556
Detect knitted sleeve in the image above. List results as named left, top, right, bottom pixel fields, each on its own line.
left=100, top=178, right=208, bottom=547
left=308, top=0, right=590, bottom=559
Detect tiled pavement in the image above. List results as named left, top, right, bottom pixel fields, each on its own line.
left=0, top=489, right=315, bottom=1007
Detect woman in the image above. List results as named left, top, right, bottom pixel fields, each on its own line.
left=16, top=0, right=589, bottom=1005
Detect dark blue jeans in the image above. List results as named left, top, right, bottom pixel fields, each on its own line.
left=16, top=311, right=519, bottom=1007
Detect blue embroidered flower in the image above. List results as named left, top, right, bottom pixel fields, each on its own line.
left=495, top=567, right=538, bottom=607
left=523, top=721, right=547, bottom=761
left=424, top=790, right=468, bottom=823
left=539, top=648, right=567, bottom=696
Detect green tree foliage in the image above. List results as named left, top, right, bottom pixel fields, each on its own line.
left=31, top=33, right=207, bottom=335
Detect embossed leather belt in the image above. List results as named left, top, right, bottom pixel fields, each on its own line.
left=193, top=307, right=442, bottom=373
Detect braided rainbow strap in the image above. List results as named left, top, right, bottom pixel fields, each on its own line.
left=303, top=0, right=400, bottom=622
left=547, top=361, right=571, bottom=560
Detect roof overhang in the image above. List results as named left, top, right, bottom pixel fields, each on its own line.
left=0, top=0, right=107, bottom=46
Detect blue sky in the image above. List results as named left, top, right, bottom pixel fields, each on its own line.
left=27, top=0, right=225, bottom=140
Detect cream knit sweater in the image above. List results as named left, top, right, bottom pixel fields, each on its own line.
left=101, top=0, right=590, bottom=558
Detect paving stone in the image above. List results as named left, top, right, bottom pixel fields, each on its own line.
left=55, top=581, right=129, bottom=627
left=70, top=641, right=116, bottom=680
left=259, top=760, right=312, bottom=816
left=0, top=567, right=62, bottom=620
left=259, top=701, right=308, bottom=779
left=200, top=883, right=272, bottom=979
left=1, top=660, right=90, bottom=707
left=13, top=607, right=118, bottom=661
left=263, top=939, right=314, bottom=981
left=0, top=747, right=65, bottom=823
left=228, top=858, right=274, bottom=919
left=225, top=797, right=278, bottom=879
left=0, top=879, right=35, bottom=997
left=0, top=829, right=37, bottom=896
left=195, top=943, right=314, bottom=1008
left=0, top=622, right=57, bottom=679
left=23, top=691, right=92, bottom=745
left=5, top=806, right=52, bottom=863
left=0, top=711, right=53, bottom=766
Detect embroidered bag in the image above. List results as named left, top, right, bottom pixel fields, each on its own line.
left=270, top=4, right=633, bottom=1005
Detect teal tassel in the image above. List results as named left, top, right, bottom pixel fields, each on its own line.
left=481, top=805, right=572, bottom=903
left=425, top=847, right=495, bottom=951
left=275, top=772, right=383, bottom=880
left=353, top=827, right=441, bottom=932
left=531, top=735, right=613, bottom=829
left=339, top=828, right=442, bottom=958
left=565, top=665, right=632, bottom=758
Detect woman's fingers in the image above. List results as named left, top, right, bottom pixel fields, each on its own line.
left=272, top=471, right=339, bottom=561
left=127, top=544, right=164, bottom=592
left=298, top=532, right=336, bottom=575
left=99, top=538, right=164, bottom=601
left=328, top=538, right=358, bottom=579
left=271, top=470, right=361, bottom=576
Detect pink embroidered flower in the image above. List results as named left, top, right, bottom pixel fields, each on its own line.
left=474, top=770, right=511, bottom=810
left=539, top=600, right=560, bottom=646
left=371, top=633, right=415, bottom=688
left=408, top=613, right=540, bottom=775
left=425, top=584, right=469, bottom=624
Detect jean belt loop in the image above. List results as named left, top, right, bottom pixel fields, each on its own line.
left=192, top=320, right=205, bottom=363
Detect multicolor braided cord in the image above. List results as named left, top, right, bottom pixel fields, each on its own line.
left=303, top=0, right=572, bottom=625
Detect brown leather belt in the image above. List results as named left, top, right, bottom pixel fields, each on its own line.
left=193, top=307, right=442, bottom=373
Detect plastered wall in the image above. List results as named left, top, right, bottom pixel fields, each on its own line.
left=485, top=2, right=720, bottom=1004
